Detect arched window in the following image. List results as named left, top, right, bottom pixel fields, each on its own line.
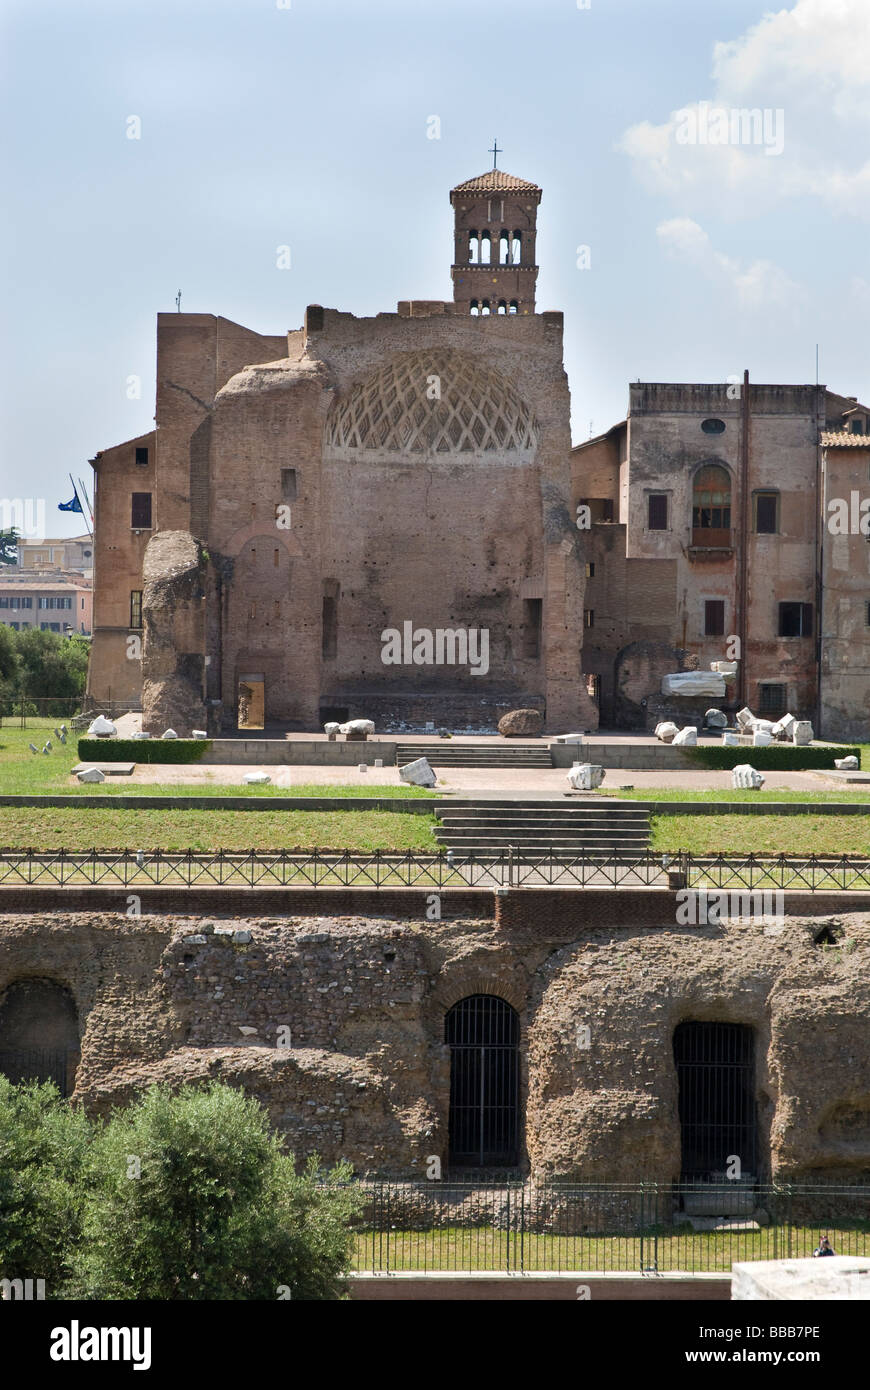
left=0, top=979, right=80, bottom=1097
left=446, top=995, right=519, bottom=1166
left=692, top=464, right=732, bottom=547
left=497, top=300, right=507, bottom=315
left=673, top=1022, right=758, bottom=1180
left=480, top=231, right=492, bottom=265
left=511, top=230, right=522, bottom=263
left=499, top=231, right=510, bottom=265
left=468, top=232, right=479, bottom=264
left=508, top=300, right=518, bottom=315
left=470, top=299, right=479, bottom=317
left=480, top=299, right=491, bottom=316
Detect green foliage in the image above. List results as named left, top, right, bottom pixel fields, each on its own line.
left=0, top=1077, right=90, bottom=1291
left=77, top=737, right=211, bottom=763
left=682, top=744, right=860, bottom=771
left=0, top=625, right=16, bottom=685
left=0, top=528, right=18, bottom=565
left=0, top=628, right=89, bottom=712
left=0, top=1078, right=361, bottom=1300
left=72, top=1083, right=361, bottom=1300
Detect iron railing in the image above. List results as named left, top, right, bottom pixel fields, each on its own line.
left=0, top=848, right=869, bottom=890
left=351, top=1178, right=870, bottom=1274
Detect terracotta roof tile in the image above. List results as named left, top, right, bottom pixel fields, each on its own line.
left=821, top=430, right=870, bottom=448
left=451, top=169, right=541, bottom=196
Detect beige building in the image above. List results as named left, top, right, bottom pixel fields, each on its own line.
left=0, top=572, right=93, bottom=635
left=15, top=534, right=93, bottom=577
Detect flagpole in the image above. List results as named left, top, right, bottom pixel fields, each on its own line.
left=77, top=476, right=95, bottom=534
left=68, top=473, right=93, bottom=541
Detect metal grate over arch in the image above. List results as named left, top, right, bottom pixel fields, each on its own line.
left=445, top=995, right=520, bottom=1167
left=673, top=1021, right=758, bottom=1180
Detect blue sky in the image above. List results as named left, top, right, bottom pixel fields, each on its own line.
left=2, top=0, right=868, bottom=537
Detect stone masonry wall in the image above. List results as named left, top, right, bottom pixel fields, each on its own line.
left=0, top=904, right=867, bottom=1182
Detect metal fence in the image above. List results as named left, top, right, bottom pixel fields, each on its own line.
left=0, top=848, right=869, bottom=890
left=0, top=697, right=141, bottom=729
left=352, top=1179, right=870, bottom=1273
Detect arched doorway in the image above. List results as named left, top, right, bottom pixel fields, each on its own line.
left=673, top=1021, right=758, bottom=1179
left=0, top=979, right=80, bottom=1096
left=445, top=995, right=519, bottom=1167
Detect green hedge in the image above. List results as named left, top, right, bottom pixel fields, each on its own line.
left=77, top=738, right=211, bottom=764
left=683, top=744, right=860, bottom=771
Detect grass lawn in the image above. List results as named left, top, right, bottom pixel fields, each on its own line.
left=604, top=787, right=870, bottom=803
left=0, top=727, right=436, bottom=798
left=651, top=814, right=870, bottom=856
left=0, top=807, right=440, bottom=853
left=353, top=1224, right=868, bottom=1273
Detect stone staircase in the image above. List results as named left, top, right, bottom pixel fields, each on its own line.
left=396, top=742, right=553, bottom=769
left=434, top=799, right=651, bottom=858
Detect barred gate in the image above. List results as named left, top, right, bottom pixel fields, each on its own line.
left=0, top=1048, right=72, bottom=1096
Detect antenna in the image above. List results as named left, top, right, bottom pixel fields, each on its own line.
left=815, top=343, right=819, bottom=387
left=175, top=289, right=182, bottom=312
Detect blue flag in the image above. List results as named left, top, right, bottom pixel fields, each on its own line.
left=58, top=495, right=83, bottom=513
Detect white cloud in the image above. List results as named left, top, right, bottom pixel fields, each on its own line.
left=657, top=217, right=804, bottom=313
left=621, top=0, right=870, bottom=219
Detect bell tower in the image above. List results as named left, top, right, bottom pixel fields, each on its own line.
left=450, top=147, right=542, bottom=316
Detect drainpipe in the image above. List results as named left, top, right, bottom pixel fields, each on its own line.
left=737, top=369, right=750, bottom=710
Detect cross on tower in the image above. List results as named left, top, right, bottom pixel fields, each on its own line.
left=489, top=139, right=502, bottom=170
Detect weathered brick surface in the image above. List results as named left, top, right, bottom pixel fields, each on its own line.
left=1, top=905, right=867, bottom=1182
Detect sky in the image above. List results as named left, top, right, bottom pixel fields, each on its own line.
left=2, top=0, right=868, bottom=539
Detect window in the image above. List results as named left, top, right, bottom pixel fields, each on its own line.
left=648, top=494, right=668, bottom=530
left=511, top=231, right=522, bottom=263
left=851, top=419, right=864, bottom=434
left=0, top=596, right=32, bottom=609
left=778, top=601, right=813, bottom=637
left=754, top=491, right=779, bottom=534
left=497, top=300, right=507, bottom=315
left=281, top=468, right=297, bottom=500
left=585, top=562, right=595, bottom=578
left=40, top=623, right=60, bottom=632
left=704, top=599, right=725, bottom=637
left=131, top=493, right=152, bottom=529
left=470, top=299, right=479, bottom=317
left=508, top=300, right=518, bottom=315
left=701, top=418, right=726, bottom=435
left=499, top=231, right=510, bottom=265
left=866, top=602, right=870, bottom=627
left=38, top=596, right=72, bottom=609
left=130, top=590, right=143, bottom=629
left=585, top=673, right=600, bottom=703
left=480, top=232, right=491, bottom=265
left=322, top=584, right=338, bottom=659
left=584, top=609, right=594, bottom=628
left=522, top=598, right=542, bottom=659
left=468, top=232, right=479, bottom=264
left=759, top=683, right=786, bottom=715
left=692, top=464, right=731, bottom=545
left=446, top=996, right=519, bottom=1167
left=480, top=299, right=491, bottom=316
left=135, top=446, right=149, bottom=467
